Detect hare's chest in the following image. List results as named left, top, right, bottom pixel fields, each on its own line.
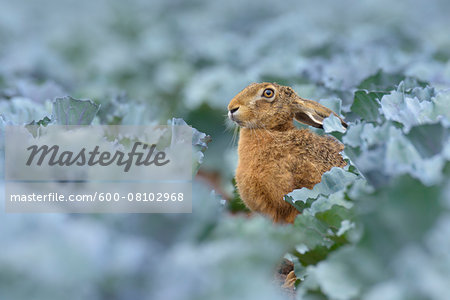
left=236, top=143, right=291, bottom=182
left=235, top=143, right=296, bottom=215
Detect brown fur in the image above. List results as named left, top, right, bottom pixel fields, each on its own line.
left=228, top=82, right=347, bottom=223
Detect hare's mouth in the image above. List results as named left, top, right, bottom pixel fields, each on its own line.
left=229, top=117, right=243, bottom=126
left=228, top=111, right=241, bottom=124
left=232, top=118, right=247, bottom=128
left=228, top=110, right=250, bottom=128
left=234, top=120, right=245, bottom=127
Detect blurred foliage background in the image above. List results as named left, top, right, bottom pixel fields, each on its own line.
left=1, top=0, right=450, bottom=299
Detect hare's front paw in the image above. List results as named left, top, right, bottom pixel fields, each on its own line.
left=282, top=270, right=297, bottom=288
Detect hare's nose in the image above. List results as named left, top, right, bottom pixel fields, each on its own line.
left=228, top=106, right=240, bottom=121
left=229, top=107, right=239, bottom=114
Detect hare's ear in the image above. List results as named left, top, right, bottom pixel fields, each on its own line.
left=292, top=98, right=348, bottom=129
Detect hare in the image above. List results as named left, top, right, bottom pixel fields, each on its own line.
left=228, top=82, right=347, bottom=224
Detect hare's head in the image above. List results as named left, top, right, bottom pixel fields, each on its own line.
left=227, top=82, right=347, bottom=130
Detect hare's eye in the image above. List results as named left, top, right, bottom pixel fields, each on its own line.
left=263, top=88, right=274, bottom=98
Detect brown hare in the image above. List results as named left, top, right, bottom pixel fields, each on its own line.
left=228, top=82, right=347, bottom=224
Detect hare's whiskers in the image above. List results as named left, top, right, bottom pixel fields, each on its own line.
left=231, top=126, right=239, bottom=147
